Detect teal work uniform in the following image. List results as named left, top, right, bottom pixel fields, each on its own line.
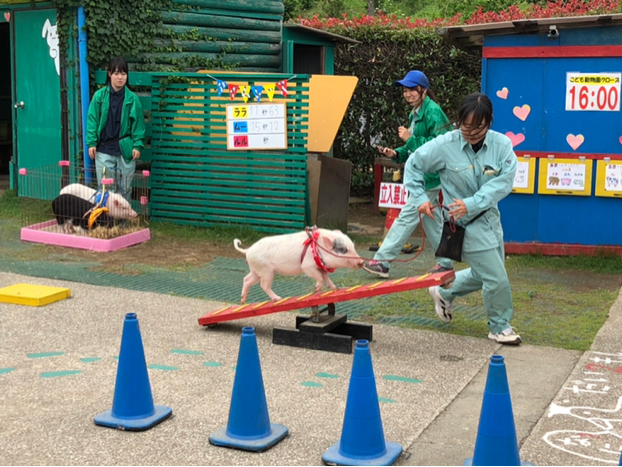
left=373, top=96, right=451, bottom=270
left=87, top=85, right=146, bottom=201
left=404, top=129, right=518, bottom=334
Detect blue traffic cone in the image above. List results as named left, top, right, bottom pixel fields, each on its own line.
left=94, top=313, right=172, bottom=431
left=322, top=340, right=402, bottom=466
left=209, top=326, right=288, bottom=451
left=465, top=355, right=532, bottom=466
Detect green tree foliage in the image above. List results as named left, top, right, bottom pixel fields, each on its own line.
left=330, top=27, right=481, bottom=196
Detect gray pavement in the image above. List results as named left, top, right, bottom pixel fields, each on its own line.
left=0, top=271, right=620, bottom=466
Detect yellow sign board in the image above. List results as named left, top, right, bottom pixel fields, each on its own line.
left=307, top=75, right=358, bottom=153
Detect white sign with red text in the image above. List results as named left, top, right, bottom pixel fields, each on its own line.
left=565, top=72, right=621, bottom=111
left=379, top=182, right=409, bottom=209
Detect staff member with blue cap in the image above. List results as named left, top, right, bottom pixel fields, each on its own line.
left=365, top=70, right=453, bottom=279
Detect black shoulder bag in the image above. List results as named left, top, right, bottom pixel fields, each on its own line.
left=435, top=208, right=490, bottom=262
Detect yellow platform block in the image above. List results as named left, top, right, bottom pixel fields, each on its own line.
left=0, top=283, right=71, bottom=307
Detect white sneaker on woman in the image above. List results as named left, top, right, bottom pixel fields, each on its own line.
left=429, top=286, right=453, bottom=323
left=488, top=327, right=522, bottom=345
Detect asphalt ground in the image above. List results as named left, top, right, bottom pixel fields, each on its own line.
left=2, top=271, right=621, bottom=465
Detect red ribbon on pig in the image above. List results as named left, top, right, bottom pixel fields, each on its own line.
left=301, top=226, right=335, bottom=273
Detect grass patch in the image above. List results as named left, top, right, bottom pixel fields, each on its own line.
left=509, top=253, right=622, bottom=275
left=149, top=220, right=279, bottom=246
left=0, top=189, right=52, bottom=223
left=1, top=189, right=621, bottom=352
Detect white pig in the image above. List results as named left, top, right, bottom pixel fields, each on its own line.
left=234, top=228, right=364, bottom=304
left=60, top=183, right=137, bottom=219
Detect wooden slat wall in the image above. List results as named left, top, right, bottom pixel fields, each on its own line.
left=149, top=72, right=309, bottom=233
left=130, top=0, right=284, bottom=72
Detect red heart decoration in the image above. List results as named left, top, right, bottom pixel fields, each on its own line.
left=3, top=12, right=10, bottom=22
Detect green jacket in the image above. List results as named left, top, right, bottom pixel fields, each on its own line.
left=394, top=96, right=450, bottom=189
left=86, top=85, right=146, bottom=162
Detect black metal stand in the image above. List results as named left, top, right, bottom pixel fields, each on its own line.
left=272, top=303, right=373, bottom=354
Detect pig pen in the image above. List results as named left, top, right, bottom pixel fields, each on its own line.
left=19, top=162, right=151, bottom=252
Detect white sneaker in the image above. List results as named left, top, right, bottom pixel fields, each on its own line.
left=488, top=327, right=522, bottom=345
left=429, top=286, right=453, bottom=323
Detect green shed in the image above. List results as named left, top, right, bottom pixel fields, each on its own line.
left=2, top=0, right=357, bottom=232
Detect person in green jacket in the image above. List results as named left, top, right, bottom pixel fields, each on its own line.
left=364, top=70, right=453, bottom=279
left=87, top=57, right=145, bottom=202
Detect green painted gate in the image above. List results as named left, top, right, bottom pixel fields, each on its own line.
left=13, top=8, right=61, bottom=196
left=149, top=72, right=310, bottom=233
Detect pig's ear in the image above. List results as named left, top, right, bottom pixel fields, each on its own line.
left=319, top=235, right=334, bottom=251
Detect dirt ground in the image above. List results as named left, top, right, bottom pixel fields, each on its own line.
left=48, top=201, right=389, bottom=273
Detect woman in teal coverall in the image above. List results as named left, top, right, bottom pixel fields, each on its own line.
left=364, top=70, right=453, bottom=279
left=404, top=93, right=521, bottom=345
left=87, top=57, right=146, bottom=201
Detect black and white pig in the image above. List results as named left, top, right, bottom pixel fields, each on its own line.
left=52, top=194, right=114, bottom=234
left=59, top=183, right=137, bottom=219
left=234, top=229, right=364, bottom=304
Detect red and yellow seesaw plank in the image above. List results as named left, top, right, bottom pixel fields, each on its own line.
left=198, top=270, right=454, bottom=326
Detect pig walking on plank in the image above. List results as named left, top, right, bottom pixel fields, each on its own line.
left=234, top=227, right=364, bottom=304
left=59, top=183, right=137, bottom=219
left=52, top=194, right=114, bottom=234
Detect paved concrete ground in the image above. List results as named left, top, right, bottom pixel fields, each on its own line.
left=0, top=271, right=620, bottom=466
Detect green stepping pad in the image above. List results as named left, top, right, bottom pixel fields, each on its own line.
left=383, top=375, right=421, bottom=383
left=27, top=352, right=65, bottom=359
left=41, top=370, right=82, bottom=378
left=148, top=364, right=179, bottom=371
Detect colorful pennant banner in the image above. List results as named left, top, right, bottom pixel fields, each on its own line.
left=209, top=75, right=297, bottom=103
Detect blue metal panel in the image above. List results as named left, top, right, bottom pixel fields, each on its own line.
left=482, top=28, right=622, bottom=248
left=481, top=58, right=487, bottom=93
left=499, top=194, right=539, bottom=242
left=561, top=25, right=622, bottom=46
left=484, top=58, right=545, bottom=243
left=484, top=26, right=622, bottom=47
left=485, top=58, right=544, bottom=152
left=484, top=34, right=545, bottom=47
left=538, top=194, right=620, bottom=245
left=542, top=57, right=622, bottom=154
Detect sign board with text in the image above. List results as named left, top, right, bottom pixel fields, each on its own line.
left=565, top=72, right=621, bottom=111
left=226, top=103, right=287, bottom=150
left=378, top=182, right=409, bottom=209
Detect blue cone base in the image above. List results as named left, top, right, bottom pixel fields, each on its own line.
left=94, top=405, right=172, bottom=431
left=464, top=457, right=533, bottom=466
left=322, top=440, right=403, bottom=466
left=208, top=423, right=288, bottom=452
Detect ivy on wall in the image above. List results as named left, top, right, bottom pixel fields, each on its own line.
left=52, top=0, right=172, bottom=70
left=51, top=0, right=236, bottom=83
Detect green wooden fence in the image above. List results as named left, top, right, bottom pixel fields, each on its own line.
left=149, top=72, right=309, bottom=232
left=94, top=71, right=309, bottom=233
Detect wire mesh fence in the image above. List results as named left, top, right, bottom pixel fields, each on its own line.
left=19, top=161, right=150, bottom=239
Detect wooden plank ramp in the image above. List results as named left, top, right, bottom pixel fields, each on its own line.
left=198, top=270, right=455, bottom=326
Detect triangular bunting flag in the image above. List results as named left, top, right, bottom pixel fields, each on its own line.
left=216, top=80, right=227, bottom=97
left=276, top=80, right=288, bottom=97
left=229, top=84, right=239, bottom=101
left=240, top=85, right=251, bottom=103
left=265, top=84, right=276, bottom=102
left=252, top=85, right=264, bottom=103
